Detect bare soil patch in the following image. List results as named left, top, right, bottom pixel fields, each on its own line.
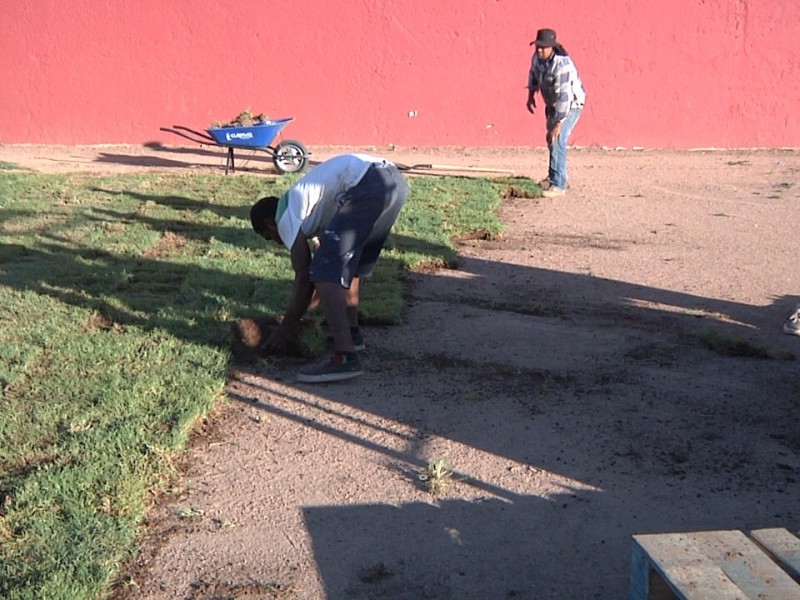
left=2, top=143, right=799, bottom=599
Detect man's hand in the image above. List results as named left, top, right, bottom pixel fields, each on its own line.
left=547, top=121, right=562, bottom=145
left=526, top=94, right=537, bottom=114
left=308, top=288, right=321, bottom=312
left=261, top=321, right=298, bottom=354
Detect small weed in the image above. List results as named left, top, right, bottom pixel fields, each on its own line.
left=419, top=458, right=453, bottom=495
left=212, top=517, right=235, bottom=529
left=175, top=506, right=205, bottom=519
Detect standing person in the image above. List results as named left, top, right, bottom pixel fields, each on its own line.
left=526, top=28, right=586, bottom=198
left=250, top=153, right=408, bottom=383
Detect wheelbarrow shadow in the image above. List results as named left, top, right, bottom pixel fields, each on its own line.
left=94, top=142, right=285, bottom=175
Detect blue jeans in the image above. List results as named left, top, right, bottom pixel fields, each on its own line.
left=547, top=106, right=582, bottom=190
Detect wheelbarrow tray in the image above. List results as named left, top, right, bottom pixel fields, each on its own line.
left=206, top=117, right=293, bottom=149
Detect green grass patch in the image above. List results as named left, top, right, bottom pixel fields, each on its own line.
left=0, top=169, right=527, bottom=598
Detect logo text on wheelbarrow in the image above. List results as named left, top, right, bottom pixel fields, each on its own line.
left=226, top=132, right=254, bottom=141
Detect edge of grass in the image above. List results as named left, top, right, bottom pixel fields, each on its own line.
left=0, top=169, right=527, bottom=598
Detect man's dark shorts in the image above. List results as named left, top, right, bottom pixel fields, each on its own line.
left=308, top=162, right=408, bottom=288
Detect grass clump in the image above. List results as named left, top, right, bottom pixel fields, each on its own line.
left=0, top=168, right=520, bottom=598
left=419, top=458, right=454, bottom=495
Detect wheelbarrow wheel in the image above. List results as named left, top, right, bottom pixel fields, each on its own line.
left=273, top=139, right=308, bottom=174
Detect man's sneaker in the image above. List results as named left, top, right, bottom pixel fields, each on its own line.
left=326, top=328, right=366, bottom=351
left=297, top=352, right=364, bottom=383
left=351, top=329, right=366, bottom=351
left=542, top=186, right=566, bottom=198
left=539, top=176, right=552, bottom=190
left=783, top=304, right=800, bottom=336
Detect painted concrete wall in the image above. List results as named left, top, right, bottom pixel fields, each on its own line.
left=2, top=1, right=799, bottom=148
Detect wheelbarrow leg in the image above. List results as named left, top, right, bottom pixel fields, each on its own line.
left=225, top=147, right=235, bottom=175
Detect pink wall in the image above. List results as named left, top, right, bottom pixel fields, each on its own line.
left=2, top=1, right=799, bottom=148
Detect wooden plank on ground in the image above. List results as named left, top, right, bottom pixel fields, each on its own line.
left=631, top=530, right=800, bottom=600
left=750, top=528, right=800, bottom=582
left=631, top=532, right=748, bottom=600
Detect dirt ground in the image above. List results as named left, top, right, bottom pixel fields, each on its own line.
left=2, top=142, right=800, bottom=599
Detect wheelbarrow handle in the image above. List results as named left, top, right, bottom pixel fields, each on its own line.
left=160, top=127, right=214, bottom=146
left=172, top=125, right=216, bottom=142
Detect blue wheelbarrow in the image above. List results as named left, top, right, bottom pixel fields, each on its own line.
left=161, top=117, right=309, bottom=175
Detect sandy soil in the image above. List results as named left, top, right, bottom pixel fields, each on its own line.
left=2, top=142, right=799, bottom=599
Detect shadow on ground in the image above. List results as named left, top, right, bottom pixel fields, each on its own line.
left=220, top=253, right=800, bottom=599
left=92, top=141, right=327, bottom=175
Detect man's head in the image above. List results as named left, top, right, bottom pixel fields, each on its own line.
left=532, top=28, right=557, bottom=59
left=250, top=196, right=281, bottom=243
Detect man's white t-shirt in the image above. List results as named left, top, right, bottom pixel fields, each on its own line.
left=276, top=153, right=389, bottom=250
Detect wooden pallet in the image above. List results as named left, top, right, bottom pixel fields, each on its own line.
left=629, top=528, right=800, bottom=599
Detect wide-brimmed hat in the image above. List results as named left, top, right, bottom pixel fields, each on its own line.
left=530, top=28, right=558, bottom=47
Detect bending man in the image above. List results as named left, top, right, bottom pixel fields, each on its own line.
left=250, top=153, right=408, bottom=383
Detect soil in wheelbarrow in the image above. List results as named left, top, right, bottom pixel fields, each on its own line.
left=210, top=109, right=270, bottom=129
left=1, top=143, right=799, bottom=600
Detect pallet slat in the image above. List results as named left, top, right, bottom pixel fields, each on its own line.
left=630, top=529, right=800, bottom=600
left=751, top=528, right=800, bottom=581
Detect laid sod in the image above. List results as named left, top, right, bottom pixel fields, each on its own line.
left=0, top=170, right=538, bottom=599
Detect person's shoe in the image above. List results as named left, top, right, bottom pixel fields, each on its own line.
left=326, top=328, right=366, bottom=351
left=297, top=352, right=364, bottom=383
left=542, top=186, right=566, bottom=198
left=783, top=304, right=800, bottom=336
left=539, top=176, right=552, bottom=190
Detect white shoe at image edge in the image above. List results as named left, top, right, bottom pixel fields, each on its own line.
left=783, top=303, right=800, bottom=336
